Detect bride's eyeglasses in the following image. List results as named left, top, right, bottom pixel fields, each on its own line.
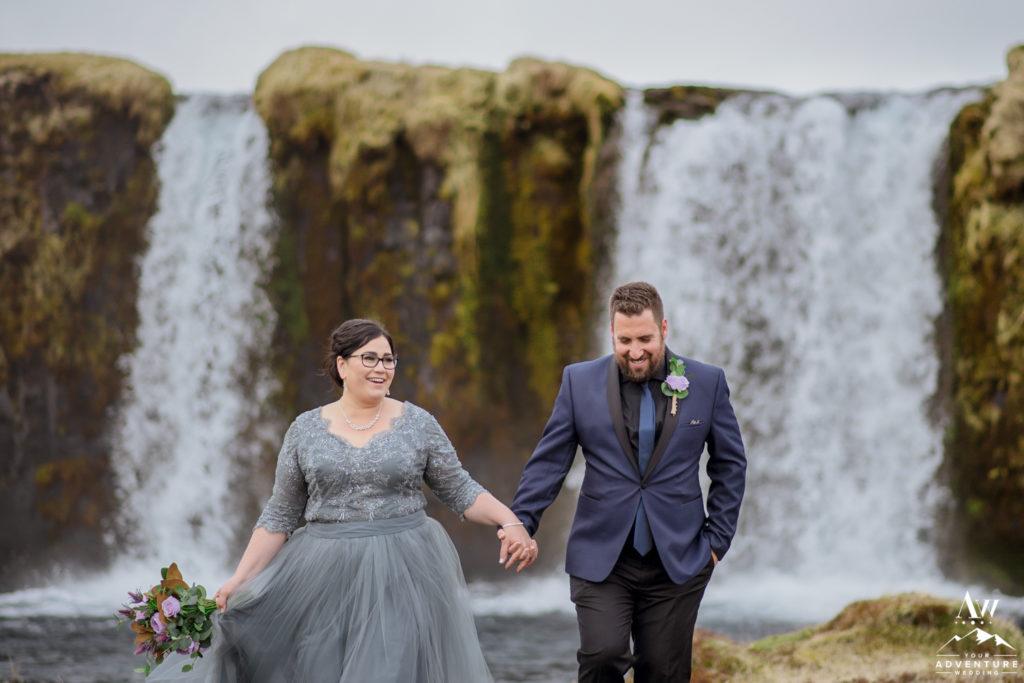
left=348, top=352, right=398, bottom=370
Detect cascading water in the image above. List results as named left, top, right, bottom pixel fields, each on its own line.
left=612, top=87, right=983, bottom=621
left=0, top=94, right=279, bottom=616
left=110, top=94, right=280, bottom=578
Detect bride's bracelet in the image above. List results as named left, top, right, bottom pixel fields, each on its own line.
left=501, top=521, right=525, bottom=529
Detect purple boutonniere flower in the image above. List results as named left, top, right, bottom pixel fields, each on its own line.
left=660, top=358, right=691, bottom=415
left=665, top=374, right=689, bottom=392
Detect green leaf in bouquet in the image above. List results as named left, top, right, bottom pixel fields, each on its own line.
left=182, top=664, right=193, bottom=672
left=134, top=667, right=147, bottom=674
left=199, top=625, right=213, bottom=641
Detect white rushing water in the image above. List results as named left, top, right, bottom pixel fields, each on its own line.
left=110, top=94, right=279, bottom=573
left=470, top=88, right=1019, bottom=626
left=0, top=95, right=279, bottom=617
left=612, top=87, right=984, bottom=622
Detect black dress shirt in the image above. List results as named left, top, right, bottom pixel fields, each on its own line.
left=618, top=354, right=669, bottom=463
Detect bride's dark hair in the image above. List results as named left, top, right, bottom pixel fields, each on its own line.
left=323, top=319, right=395, bottom=389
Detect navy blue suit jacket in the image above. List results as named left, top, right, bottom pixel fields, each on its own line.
left=511, top=351, right=746, bottom=584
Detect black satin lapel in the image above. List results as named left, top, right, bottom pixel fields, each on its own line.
left=643, top=354, right=681, bottom=483
left=606, top=357, right=639, bottom=473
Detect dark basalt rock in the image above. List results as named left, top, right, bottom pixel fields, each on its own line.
left=0, top=54, right=174, bottom=590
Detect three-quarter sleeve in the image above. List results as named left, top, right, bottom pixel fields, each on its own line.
left=421, top=413, right=486, bottom=517
left=254, top=419, right=308, bottom=536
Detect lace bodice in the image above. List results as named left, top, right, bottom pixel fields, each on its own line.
left=254, top=402, right=487, bottom=535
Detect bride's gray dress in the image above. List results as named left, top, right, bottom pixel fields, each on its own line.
left=148, top=402, right=494, bottom=682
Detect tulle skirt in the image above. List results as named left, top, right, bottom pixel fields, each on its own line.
left=147, top=511, right=493, bottom=682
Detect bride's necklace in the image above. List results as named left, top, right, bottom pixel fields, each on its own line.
left=339, top=400, right=383, bottom=431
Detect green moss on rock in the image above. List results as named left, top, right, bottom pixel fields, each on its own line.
left=0, top=53, right=173, bottom=587
left=944, top=45, right=1024, bottom=592
left=690, top=593, right=1024, bottom=682
left=643, top=85, right=750, bottom=127
left=253, top=48, right=622, bottom=572
left=0, top=54, right=173, bottom=148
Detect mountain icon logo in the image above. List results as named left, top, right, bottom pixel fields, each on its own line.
left=937, top=627, right=1017, bottom=654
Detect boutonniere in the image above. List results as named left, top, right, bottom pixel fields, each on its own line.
left=661, top=358, right=690, bottom=416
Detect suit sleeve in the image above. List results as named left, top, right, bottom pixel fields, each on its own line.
left=510, top=365, right=579, bottom=536
left=704, top=368, right=746, bottom=560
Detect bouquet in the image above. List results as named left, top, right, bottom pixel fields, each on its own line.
left=115, top=563, right=218, bottom=676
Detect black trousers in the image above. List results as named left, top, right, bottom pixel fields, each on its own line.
left=569, top=545, right=715, bottom=683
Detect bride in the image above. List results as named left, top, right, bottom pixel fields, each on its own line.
left=149, top=318, right=537, bottom=682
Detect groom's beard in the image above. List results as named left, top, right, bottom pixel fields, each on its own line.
left=616, top=346, right=665, bottom=382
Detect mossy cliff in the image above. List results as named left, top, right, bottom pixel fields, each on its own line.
left=252, top=48, right=622, bottom=565
left=689, top=593, right=1024, bottom=682
left=0, top=54, right=173, bottom=588
left=643, top=84, right=749, bottom=127
left=943, top=45, right=1024, bottom=593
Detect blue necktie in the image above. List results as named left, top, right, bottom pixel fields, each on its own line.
left=633, top=383, right=655, bottom=556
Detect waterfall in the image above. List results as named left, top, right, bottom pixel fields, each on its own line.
left=612, top=87, right=982, bottom=620
left=109, top=93, right=279, bottom=578
left=0, top=95, right=279, bottom=616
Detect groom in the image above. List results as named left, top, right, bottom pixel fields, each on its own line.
left=509, top=281, right=746, bottom=682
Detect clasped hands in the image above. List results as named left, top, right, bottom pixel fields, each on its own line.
left=496, top=524, right=538, bottom=572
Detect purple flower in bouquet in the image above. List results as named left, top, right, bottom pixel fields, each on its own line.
left=665, top=374, right=689, bottom=392
left=161, top=596, right=181, bottom=618
left=117, top=564, right=220, bottom=676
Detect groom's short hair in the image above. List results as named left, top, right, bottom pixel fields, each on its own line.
left=609, top=281, right=664, bottom=324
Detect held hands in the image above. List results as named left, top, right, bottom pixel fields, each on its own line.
left=496, top=524, right=538, bottom=573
